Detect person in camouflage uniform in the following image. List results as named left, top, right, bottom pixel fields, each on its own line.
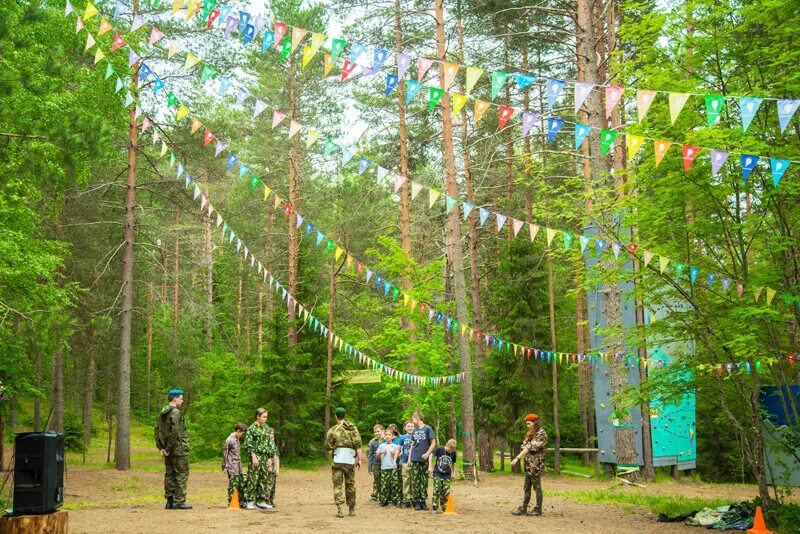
left=266, top=427, right=280, bottom=507
left=511, top=413, right=548, bottom=516
left=222, top=422, right=248, bottom=506
left=154, top=389, right=192, bottom=510
left=243, top=408, right=278, bottom=510
left=324, top=406, right=363, bottom=518
left=429, top=438, right=457, bottom=512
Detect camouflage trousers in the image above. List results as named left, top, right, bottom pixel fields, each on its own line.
left=371, top=466, right=381, bottom=500
left=266, top=472, right=277, bottom=506
left=411, top=461, right=429, bottom=501
left=247, top=458, right=273, bottom=504
left=522, top=472, right=543, bottom=512
left=380, top=469, right=400, bottom=504
left=164, top=454, right=189, bottom=505
left=432, top=476, right=451, bottom=509
left=331, top=463, right=356, bottom=507
left=227, top=473, right=247, bottom=504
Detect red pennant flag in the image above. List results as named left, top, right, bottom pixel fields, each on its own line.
left=682, top=144, right=700, bottom=171
left=341, top=59, right=357, bottom=81
left=497, top=105, right=514, bottom=131
left=627, top=244, right=638, bottom=256
left=111, top=33, right=126, bottom=52
left=206, top=9, right=219, bottom=29
left=203, top=128, right=215, bottom=146
left=274, top=21, right=287, bottom=49
left=789, top=354, right=795, bottom=365
left=356, top=262, right=364, bottom=274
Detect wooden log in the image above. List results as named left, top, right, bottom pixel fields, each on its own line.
left=0, top=510, right=68, bottom=534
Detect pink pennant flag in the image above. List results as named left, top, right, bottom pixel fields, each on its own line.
left=141, top=116, right=152, bottom=133
left=149, top=27, right=164, bottom=46
left=637, top=90, right=656, bottom=121
left=203, top=128, right=215, bottom=146
left=393, top=174, right=407, bottom=192
left=272, top=110, right=286, bottom=129
left=417, top=57, right=434, bottom=82
left=605, top=86, right=623, bottom=118
left=274, top=21, right=288, bottom=49
left=76, top=16, right=85, bottom=33
left=411, top=181, right=423, bottom=200
left=288, top=120, right=301, bottom=138
left=442, top=62, right=460, bottom=92
left=341, top=59, right=357, bottom=81
left=111, top=33, right=126, bottom=52
left=512, top=218, right=524, bottom=237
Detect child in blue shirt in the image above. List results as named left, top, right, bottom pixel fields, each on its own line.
left=429, top=439, right=457, bottom=512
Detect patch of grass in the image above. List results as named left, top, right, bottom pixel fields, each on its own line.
left=550, top=488, right=730, bottom=517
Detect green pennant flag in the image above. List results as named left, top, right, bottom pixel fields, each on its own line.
left=490, top=71, right=508, bottom=100
left=392, top=287, right=400, bottom=301
left=705, top=94, right=725, bottom=126
left=445, top=196, right=458, bottom=213
left=330, top=38, right=346, bottom=64
left=251, top=175, right=260, bottom=190
left=167, top=92, right=178, bottom=108
left=202, top=0, right=216, bottom=19
left=562, top=231, right=574, bottom=250
left=326, top=239, right=335, bottom=253
left=674, top=261, right=686, bottom=279
left=200, top=64, right=216, bottom=83
left=429, top=87, right=444, bottom=111
left=169, top=152, right=176, bottom=167
left=104, top=63, right=114, bottom=80
left=600, top=129, right=618, bottom=155
left=323, top=139, right=338, bottom=157
left=451, top=320, right=458, bottom=333
left=280, top=38, right=292, bottom=60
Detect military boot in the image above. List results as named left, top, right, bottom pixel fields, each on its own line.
left=511, top=506, right=527, bottom=516
left=336, top=505, right=344, bottom=518
left=529, top=508, right=542, bottom=516
left=348, top=505, right=356, bottom=517
left=165, top=498, right=173, bottom=509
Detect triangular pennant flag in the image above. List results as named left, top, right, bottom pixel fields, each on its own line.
left=479, top=207, right=490, bottom=227
left=305, top=129, right=320, bottom=148
left=605, top=86, right=624, bottom=118
left=184, top=52, right=200, bottom=71
left=272, top=110, right=286, bottom=129
left=226, top=153, right=238, bottom=170
left=545, top=79, right=565, bottom=110
left=393, top=174, right=407, bottom=192
left=705, top=94, right=725, bottom=126
left=291, top=27, right=307, bottom=53
left=490, top=71, right=508, bottom=100
left=770, top=158, right=790, bottom=187
left=562, top=231, right=574, bottom=250
left=674, top=261, right=686, bottom=279
left=358, top=157, right=371, bottom=175
left=104, top=63, right=114, bottom=80
left=689, top=266, right=700, bottom=285
left=113, top=0, right=126, bottom=18
left=396, top=52, right=412, bottom=79
left=261, top=31, right=275, bottom=54
left=452, top=93, right=467, bottom=116
left=740, top=154, right=760, bottom=182
left=574, top=123, right=590, bottom=149
left=546, top=227, right=556, bottom=245
left=417, top=57, right=434, bottom=82
left=462, top=202, right=474, bottom=220
left=385, top=74, right=399, bottom=96
left=706, top=273, right=716, bottom=288
left=98, top=19, right=112, bottom=36
left=152, top=78, right=164, bottom=93
left=668, top=92, right=690, bottom=124
left=739, top=97, right=762, bottom=132
left=659, top=256, right=669, bottom=274
left=406, top=80, right=422, bottom=104
left=579, top=235, right=590, bottom=253
left=203, top=128, right=215, bottom=146
left=611, top=242, right=621, bottom=258
left=83, top=2, right=98, bottom=20
left=429, top=87, right=444, bottom=111
left=465, top=67, right=483, bottom=95
left=340, top=59, right=358, bottom=81
left=175, top=104, right=189, bottom=121
left=682, top=144, right=700, bottom=171
left=84, top=33, right=95, bottom=51
left=474, top=100, right=490, bottom=125
left=522, top=112, right=538, bottom=137
left=721, top=278, right=731, bottom=293
left=428, top=189, right=441, bottom=208
left=65, top=1, right=74, bottom=16
left=513, top=219, right=524, bottom=237
left=643, top=250, right=654, bottom=267
left=253, top=99, right=268, bottom=118
left=349, top=43, right=366, bottom=64
left=442, top=62, right=459, bottom=92
left=328, top=38, right=345, bottom=65
left=124, top=91, right=133, bottom=108
left=191, top=117, right=202, bottom=133
left=288, top=120, right=301, bottom=138
left=497, top=105, right=514, bottom=131
left=149, top=27, right=164, bottom=46
left=93, top=48, right=105, bottom=64
left=341, top=148, right=355, bottom=166
left=654, top=140, right=672, bottom=166
left=131, top=13, right=144, bottom=32
left=376, top=166, right=389, bottom=183
left=496, top=213, right=507, bottom=231
left=626, top=135, right=644, bottom=161
left=546, top=118, right=564, bottom=143
left=711, top=149, right=729, bottom=176
left=167, top=41, right=181, bottom=59
left=636, top=89, right=656, bottom=121
left=373, top=48, right=388, bottom=71
left=214, top=139, right=226, bottom=157
left=446, top=196, right=458, bottom=214
left=411, top=181, right=423, bottom=200
left=766, top=288, right=776, bottom=306
left=273, top=21, right=287, bottom=48
left=200, top=64, right=217, bottom=84
left=595, top=239, right=606, bottom=256
left=76, top=16, right=84, bottom=33
left=574, top=82, right=593, bottom=113
left=323, top=139, right=338, bottom=158
left=777, top=99, right=800, bottom=133
left=600, top=129, right=617, bottom=155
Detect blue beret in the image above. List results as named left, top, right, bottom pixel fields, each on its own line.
left=168, top=389, right=184, bottom=397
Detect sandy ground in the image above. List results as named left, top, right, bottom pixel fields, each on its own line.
left=62, top=464, right=764, bottom=534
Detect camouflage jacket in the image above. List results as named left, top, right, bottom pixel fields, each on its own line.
left=154, top=404, right=189, bottom=456
left=325, top=420, right=362, bottom=457
left=221, top=433, right=242, bottom=476
left=242, top=422, right=277, bottom=459
left=522, top=428, right=548, bottom=476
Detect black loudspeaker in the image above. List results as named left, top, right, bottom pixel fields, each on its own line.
left=13, top=432, right=65, bottom=514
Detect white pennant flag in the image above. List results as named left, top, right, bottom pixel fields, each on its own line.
left=574, top=82, right=593, bottom=113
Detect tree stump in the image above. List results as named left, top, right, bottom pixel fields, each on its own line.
left=0, top=510, right=68, bottom=534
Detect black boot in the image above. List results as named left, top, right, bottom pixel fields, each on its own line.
left=413, top=500, right=421, bottom=510
left=171, top=503, right=193, bottom=510
left=165, top=498, right=173, bottom=509
left=512, top=506, right=527, bottom=516
left=529, top=508, right=542, bottom=516
left=419, top=500, right=429, bottom=511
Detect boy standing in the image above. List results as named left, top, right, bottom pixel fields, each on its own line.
left=429, top=439, right=457, bottom=512
left=367, top=424, right=384, bottom=502
left=395, top=421, right=414, bottom=508
left=266, top=427, right=280, bottom=508
left=222, top=423, right=248, bottom=507
left=375, top=429, right=401, bottom=506
left=409, top=411, right=436, bottom=510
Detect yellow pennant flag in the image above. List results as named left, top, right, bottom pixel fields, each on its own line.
left=310, top=33, right=325, bottom=56
left=637, top=89, right=656, bottom=121
left=176, top=104, right=189, bottom=121
left=668, top=92, right=690, bottom=124
left=273, top=194, right=282, bottom=210
left=191, top=117, right=202, bottom=133
left=546, top=227, right=556, bottom=245
left=529, top=223, right=540, bottom=242
left=474, top=99, right=490, bottom=125
left=428, top=189, right=441, bottom=208
left=335, top=247, right=344, bottom=262
left=654, top=139, right=672, bottom=166
left=84, top=33, right=95, bottom=51
left=754, top=288, right=763, bottom=303
left=263, top=185, right=272, bottom=201
left=626, top=135, right=644, bottom=162
left=98, top=19, right=112, bottom=36
left=658, top=256, right=669, bottom=274
left=167, top=41, right=181, bottom=59
left=403, top=293, right=410, bottom=306
left=465, top=66, right=483, bottom=95
left=172, top=0, right=185, bottom=14
left=184, top=52, right=199, bottom=71
left=306, top=129, right=320, bottom=147
left=302, top=45, right=314, bottom=68
left=766, top=288, right=776, bottom=306
left=291, top=27, right=307, bottom=53
left=442, top=62, right=460, bottom=92
left=83, top=2, right=98, bottom=20
left=452, top=93, right=467, bottom=116
left=186, top=0, right=200, bottom=20
left=323, top=53, right=333, bottom=76
left=161, top=140, right=168, bottom=156
left=94, top=48, right=105, bottom=64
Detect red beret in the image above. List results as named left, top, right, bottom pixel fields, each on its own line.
left=525, top=413, right=539, bottom=422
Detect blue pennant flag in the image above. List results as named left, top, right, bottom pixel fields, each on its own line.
left=545, top=79, right=565, bottom=110
left=406, top=80, right=422, bottom=104
left=350, top=43, right=365, bottom=64
left=305, top=223, right=314, bottom=236
left=689, top=266, right=699, bottom=285
left=740, top=154, right=760, bottom=182
left=579, top=235, right=590, bottom=253
left=739, top=97, right=762, bottom=132
left=115, top=77, right=124, bottom=94
left=385, top=74, right=398, bottom=96
left=242, top=24, right=255, bottom=45
left=342, top=148, right=355, bottom=166
left=238, top=164, right=249, bottom=179
left=262, top=31, right=275, bottom=54
left=435, top=312, right=443, bottom=324
left=574, top=123, right=591, bottom=149
left=546, top=118, right=564, bottom=143
left=479, top=207, right=490, bottom=227
left=594, top=238, right=606, bottom=256
left=226, top=153, right=238, bottom=170
left=770, top=158, right=790, bottom=187
left=375, top=275, right=383, bottom=289
left=238, top=10, right=251, bottom=33
left=139, top=63, right=153, bottom=83
left=514, top=73, right=535, bottom=89
left=777, top=99, right=800, bottom=134
left=373, top=48, right=388, bottom=70
left=316, top=231, right=325, bottom=246
left=463, top=202, right=474, bottom=220
left=358, top=157, right=371, bottom=175
left=218, top=77, right=232, bottom=96
left=152, top=78, right=164, bottom=93
left=218, top=6, right=232, bottom=24
left=706, top=273, right=716, bottom=288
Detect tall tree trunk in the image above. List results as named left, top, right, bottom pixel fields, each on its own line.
left=258, top=289, right=264, bottom=354
left=83, top=351, right=96, bottom=455
left=434, top=0, right=476, bottom=471
left=545, top=229, right=561, bottom=474
left=503, top=27, right=514, bottom=242
left=34, top=343, right=41, bottom=431
left=245, top=277, right=252, bottom=357
left=236, top=260, right=243, bottom=355
left=287, top=64, right=300, bottom=347
left=172, top=209, right=180, bottom=353
left=52, top=201, right=65, bottom=433
left=202, top=175, right=213, bottom=353
left=264, top=210, right=274, bottom=351
left=115, top=43, right=140, bottom=470
left=146, top=282, right=154, bottom=418
left=325, top=256, right=345, bottom=433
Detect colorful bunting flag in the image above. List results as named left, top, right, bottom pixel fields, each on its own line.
left=546, top=118, right=563, bottom=143
left=668, top=92, right=690, bottom=124
left=777, top=99, right=800, bottom=133
left=605, top=85, right=623, bottom=118
left=682, top=144, right=700, bottom=171
left=465, top=67, right=483, bottom=95
left=442, top=62, right=459, bottom=92
left=429, top=87, right=444, bottom=111
left=452, top=93, right=467, bottom=116
left=417, top=57, right=433, bottom=82
left=490, top=71, right=508, bottom=100
left=711, top=149, right=729, bottom=176
left=272, top=110, right=286, bottom=129
left=98, top=19, right=112, bottom=36
left=291, top=27, right=306, bottom=53
left=740, top=154, right=759, bottom=182
left=546, top=79, right=565, bottom=110
left=574, top=82, right=593, bottom=113
left=83, top=2, right=98, bottom=20
left=574, top=123, right=590, bottom=149
left=626, top=135, right=644, bottom=161
left=497, top=105, right=514, bottom=130
left=704, top=94, right=725, bottom=126
left=739, top=97, right=762, bottom=132
left=396, top=52, right=411, bottom=78
left=637, top=89, right=656, bottom=121
left=521, top=112, right=538, bottom=137
left=770, top=158, right=790, bottom=187
left=600, top=129, right=617, bottom=155
left=654, top=140, right=672, bottom=166
left=474, top=100, right=490, bottom=125
left=406, top=80, right=422, bottom=103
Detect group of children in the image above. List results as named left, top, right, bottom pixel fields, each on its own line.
left=367, top=412, right=457, bottom=513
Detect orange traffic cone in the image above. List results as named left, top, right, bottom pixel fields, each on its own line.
left=747, top=506, right=773, bottom=534
left=443, top=493, right=456, bottom=515
left=228, top=488, right=241, bottom=510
